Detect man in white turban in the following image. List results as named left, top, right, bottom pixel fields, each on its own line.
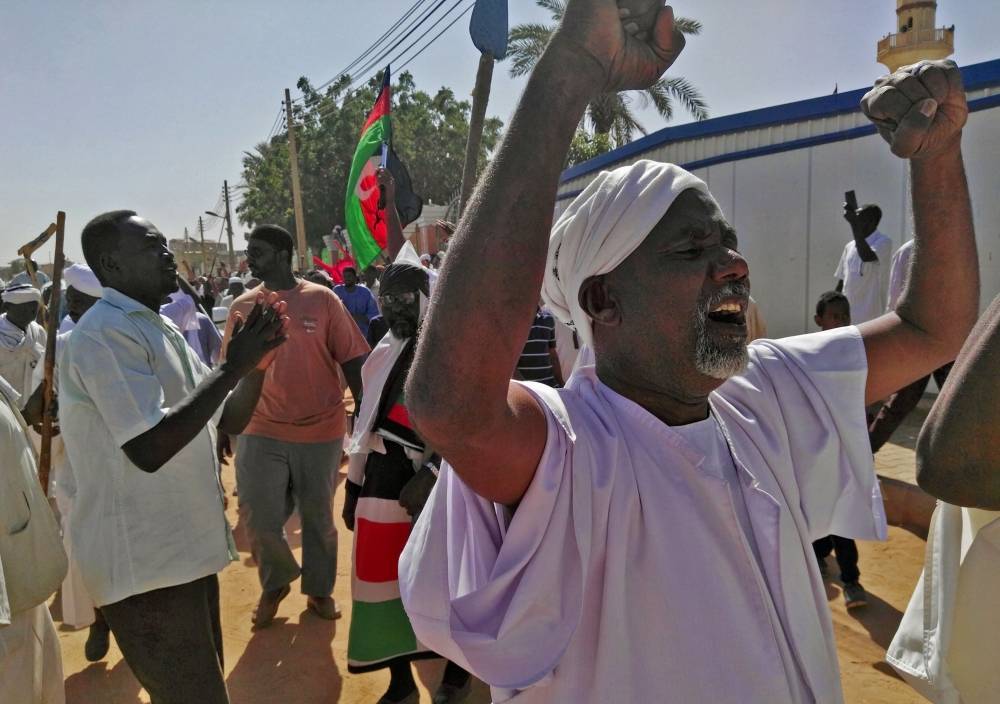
left=22, top=263, right=110, bottom=658
left=0, top=284, right=46, bottom=403
left=395, top=1, right=979, bottom=702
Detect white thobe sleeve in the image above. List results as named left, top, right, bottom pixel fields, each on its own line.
left=725, top=326, right=886, bottom=543
left=399, top=390, right=584, bottom=692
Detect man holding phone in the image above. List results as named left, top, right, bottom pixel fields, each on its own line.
left=835, top=192, right=893, bottom=325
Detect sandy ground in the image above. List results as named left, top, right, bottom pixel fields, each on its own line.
left=57, top=452, right=930, bottom=704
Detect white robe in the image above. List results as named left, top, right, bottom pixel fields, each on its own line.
left=29, top=328, right=95, bottom=629
left=0, top=317, right=46, bottom=404
left=886, top=504, right=1000, bottom=703
left=400, top=326, right=886, bottom=703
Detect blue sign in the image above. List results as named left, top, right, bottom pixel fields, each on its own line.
left=469, top=0, right=508, bottom=59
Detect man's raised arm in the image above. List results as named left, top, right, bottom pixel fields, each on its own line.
left=406, top=0, right=686, bottom=504
left=915, top=294, right=1000, bottom=509
left=857, top=60, right=979, bottom=405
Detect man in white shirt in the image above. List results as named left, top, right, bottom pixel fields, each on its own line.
left=60, top=210, right=288, bottom=704
left=0, top=284, right=46, bottom=403
left=834, top=205, right=893, bottom=324
left=395, top=3, right=978, bottom=701
left=22, top=264, right=110, bottom=660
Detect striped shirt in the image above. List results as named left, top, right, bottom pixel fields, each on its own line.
left=516, top=309, right=558, bottom=386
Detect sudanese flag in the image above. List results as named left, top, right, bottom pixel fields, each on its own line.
left=345, top=66, right=391, bottom=271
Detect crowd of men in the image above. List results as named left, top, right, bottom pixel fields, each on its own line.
left=2, top=1, right=999, bottom=703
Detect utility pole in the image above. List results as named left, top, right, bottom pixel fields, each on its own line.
left=284, top=88, right=308, bottom=271
left=197, top=216, right=207, bottom=276
left=222, top=180, right=236, bottom=270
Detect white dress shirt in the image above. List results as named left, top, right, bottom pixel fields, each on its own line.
left=834, top=230, right=893, bottom=324
left=59, top=287, right=235, bottom=606
left=400, top=326, right=886, bottom=704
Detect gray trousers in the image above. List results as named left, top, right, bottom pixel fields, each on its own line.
left=236, top=435, right=341, bottom=596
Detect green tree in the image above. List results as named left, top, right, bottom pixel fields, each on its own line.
left=237, top=71, right=503, bottom=252
left=507, top=0, right=708, bottom=150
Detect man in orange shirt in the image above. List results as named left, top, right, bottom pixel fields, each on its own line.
left=224, top=225, right=369, bottom=627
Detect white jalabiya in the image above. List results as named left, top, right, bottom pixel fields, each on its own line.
left=886, top=503, right=1000, bottom=703
left=541, top=160, right=712, bottom=347
left=400, top=327, right=886, bottom=703
left=0, top=316, right=46, bottom=403
left=0, top=381, right=66, bottom=703
left=28, top=326, right=98, bottom=629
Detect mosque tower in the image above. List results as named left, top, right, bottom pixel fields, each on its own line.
left=877, top=1, right=955, bottom=72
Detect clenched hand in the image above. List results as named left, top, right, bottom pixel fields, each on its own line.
left=553, top=0, right=686, bottom=95
left=861, top=59, right=967, bottom=159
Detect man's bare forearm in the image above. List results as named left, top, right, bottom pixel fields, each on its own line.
left=896, top=145, right=979, bottom=356
left=219, top=369, right=265, bottom=435
left=916, top=294, right=1000, bottom=508
left=123, top=366, right=243, bottom=473
left=408, top=45, right=595, bottom=426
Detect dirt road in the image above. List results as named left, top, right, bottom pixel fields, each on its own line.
left=58, top=458, right=929, bottom=703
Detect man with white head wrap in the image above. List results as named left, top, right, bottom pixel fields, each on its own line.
left=396, top=1, right=979, bottom=702
left=342, top=242, right=472, bottom=704
left=20, top=263, right=111, bottom=658
left=0, top=284, right=46, bottom=403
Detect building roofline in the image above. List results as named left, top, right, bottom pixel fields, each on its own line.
left=560, top=57, right=1000, bottom=184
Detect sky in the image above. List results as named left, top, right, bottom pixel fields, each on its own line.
left=1, top=0, right=997, bottom=266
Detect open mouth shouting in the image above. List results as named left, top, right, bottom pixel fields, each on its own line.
left=705, top=297, right=747, bottom=330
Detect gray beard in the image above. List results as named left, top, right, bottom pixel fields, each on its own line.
left=692, top=285, right=750, bottom=380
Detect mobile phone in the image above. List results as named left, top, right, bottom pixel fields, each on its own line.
left=844, top=190, right=858, bottom=213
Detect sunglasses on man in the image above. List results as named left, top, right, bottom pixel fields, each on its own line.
left=379, top=291, right=417, bottom=305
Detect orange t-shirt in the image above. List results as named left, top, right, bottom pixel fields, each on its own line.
left=223, top=280, right=370, bottom=443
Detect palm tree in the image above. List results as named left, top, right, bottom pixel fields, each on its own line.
left=507, top=0, right=708, bottom=147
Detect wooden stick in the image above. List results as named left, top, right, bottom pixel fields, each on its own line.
left=37, top=211, right=65, bottom=496
left=458, top=52, right=495, bottom=218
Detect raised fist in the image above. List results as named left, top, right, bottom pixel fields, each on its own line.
left=861, top=59, right=967, bottom=159
left=553, top=0, right=685, bottom=95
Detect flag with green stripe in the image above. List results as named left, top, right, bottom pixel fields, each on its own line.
left=345, top=66, right=392, bottom=271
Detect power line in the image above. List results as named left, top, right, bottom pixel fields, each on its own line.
left=344, top=0, right=455, bottom=91
left=265, top=105, right=284, bottom=141
left=302, top=0, right=432, bottom=99
left=307, top=0, right=473, bottom=125
left=394, top=2, right=474, bottom=73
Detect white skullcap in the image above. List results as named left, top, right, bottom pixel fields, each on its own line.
left=542, top=160, right=713, bottom=348
left=212, top=306, right=229, bottom=323
left=1, top=284, right=42, bottom=304
left=64, top=263, right=103, bottom=298
left=228, top=276, right=243, bottom=285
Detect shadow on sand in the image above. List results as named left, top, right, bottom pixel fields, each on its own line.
left=65, top=659, right=144, bottom=704
left=227, top=613, right=342, bottom=704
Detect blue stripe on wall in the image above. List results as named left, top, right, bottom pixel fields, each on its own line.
left=559, top=58, right=1000, bottom=185
left=555, top=90, right=1000, bottom=202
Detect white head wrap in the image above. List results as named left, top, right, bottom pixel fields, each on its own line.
left=228, top=276, right=243, bottom=286
left=64, top=263, right=103, bottom=298
left=1, top=284, right=42, bottom=305
left=542, top=160, right=713, bottom=348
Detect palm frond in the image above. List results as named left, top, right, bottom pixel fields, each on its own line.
left=674, top=17, right=702, bottom=35
left=535, top=0, right=566, bottom=21
left=506, top=22, right=554, bottom=77
left=658, top=76, right=709, bottom=121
